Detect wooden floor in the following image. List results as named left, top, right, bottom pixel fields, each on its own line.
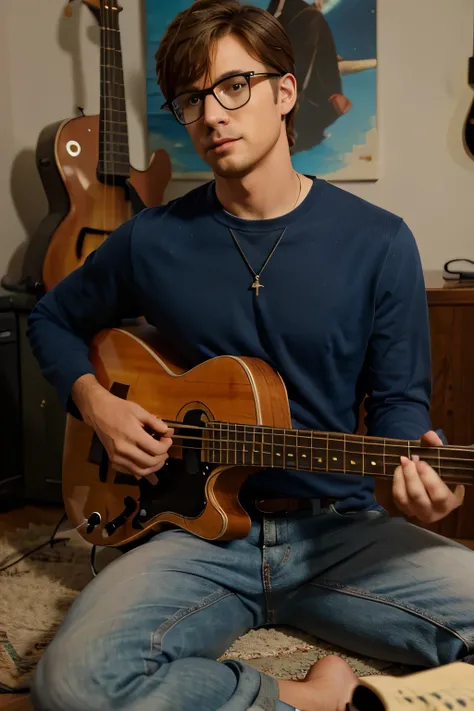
left=0, top=504, right=473, bottom=710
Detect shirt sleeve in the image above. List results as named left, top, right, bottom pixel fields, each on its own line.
left=364, top=220, right=433, bottom=439
left=27, top=216, right=141, bottom=412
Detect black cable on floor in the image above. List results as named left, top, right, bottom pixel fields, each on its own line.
left=0, top=512, right=68, bottom=573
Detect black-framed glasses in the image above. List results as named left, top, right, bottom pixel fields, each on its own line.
left=161, top=71, right=283, bottom=126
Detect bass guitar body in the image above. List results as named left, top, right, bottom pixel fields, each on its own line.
left=39, top=115, right=171, bottom=292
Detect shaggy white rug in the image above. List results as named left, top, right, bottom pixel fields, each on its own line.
left=0, top=523, right=406, bottom=691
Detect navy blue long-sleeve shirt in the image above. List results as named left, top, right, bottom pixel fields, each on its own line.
left=27, top=178, right=432, bottom=510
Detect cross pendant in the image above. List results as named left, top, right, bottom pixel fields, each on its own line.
left=251, top=277, right=264, bottom=296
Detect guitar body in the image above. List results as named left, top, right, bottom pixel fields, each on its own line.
left=40, top=115, right=171, bottom=292
left=63, top=325, right=292, bottom=547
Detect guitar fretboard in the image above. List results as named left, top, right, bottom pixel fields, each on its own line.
left=201, top=423, right=474, bottom=486
left=98, top=0, right=130, bottom=179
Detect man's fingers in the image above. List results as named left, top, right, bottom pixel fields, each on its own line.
left=113, top=442, right=165, bottom=470
left=454, top=484, right=466, bottom=507
left=114, top=454, right=168, bottom=479
left=139, top=407, right=173, bottom=436
left=419, top=430, right=443, bottom=448
left=135, top=426, right=173, bottom=457
left=399, top=455, right=432, bottom=517
left=393, top=463, right=416, bottom=517
left=416, top=459, right=452, bottom=506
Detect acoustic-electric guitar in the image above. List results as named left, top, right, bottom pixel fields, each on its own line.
left=62, top=324, right=474, bottom=548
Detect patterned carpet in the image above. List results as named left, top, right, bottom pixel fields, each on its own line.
left=0, top=524, right=407, bottom=692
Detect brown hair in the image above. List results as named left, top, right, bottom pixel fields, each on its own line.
left=155, top=0, right=297, bottom=146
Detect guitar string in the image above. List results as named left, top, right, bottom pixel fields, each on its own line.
left=159, top=419, right=474, bottom=452
left=152, top=423, right=474, bottom=461
left=161, top=437, right=474, bottom=467
left=101, top=0, right=110, bottom=239
left=102, top=0, right=108, bottom=239
left=147, top=445, right=473, bottom=483
left=112, top=0, right=117, bottom=226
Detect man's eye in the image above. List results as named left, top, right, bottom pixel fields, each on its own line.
left=188, top=95, right=201, bottom=106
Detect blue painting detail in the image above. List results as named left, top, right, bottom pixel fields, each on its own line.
left=145, top=0, right=377, bottom=180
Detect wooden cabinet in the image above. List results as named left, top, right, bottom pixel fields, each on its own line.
left=375, top=272, right=474, bottom=539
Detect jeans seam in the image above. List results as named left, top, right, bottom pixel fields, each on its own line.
left=146, top=588, right=235, bottom=673
left=310, top=578, right=471, bottom=653
left=263, top=563, right=274, bottom=624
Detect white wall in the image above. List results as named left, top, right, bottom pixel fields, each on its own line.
left=1, top=0, right=473, bottom=282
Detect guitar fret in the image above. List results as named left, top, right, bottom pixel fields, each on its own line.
left=100, top=132, right=129, bottom=138
left=98, top=160, right=130, bottom=166
left=311, top=434, right=326, bottom=470
left=101, top=150, right=129, bottom=163
left=327, top=435, right=345, bottom=472
left=342, top=435, right=357, bottom=473
left=242, top=425, right=248, bottom=465
left=234, top=424, right=239, bottom=465
left=297, top=431, right=309, bottom=470
left=284, top=429, right=298, bottom=468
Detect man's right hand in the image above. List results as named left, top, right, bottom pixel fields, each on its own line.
left=72, top=375, right=174, bottom=479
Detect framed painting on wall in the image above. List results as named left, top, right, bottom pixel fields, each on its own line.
left=145, top=0, right=377, bottom=181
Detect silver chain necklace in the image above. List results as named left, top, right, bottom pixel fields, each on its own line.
left=228, top=173, right=302, bottom=296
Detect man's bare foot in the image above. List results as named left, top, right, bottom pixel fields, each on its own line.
left=278, top=655, right=358, bottom=711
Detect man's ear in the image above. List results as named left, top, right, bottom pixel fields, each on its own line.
left=279, top=73, right=297, bottom=117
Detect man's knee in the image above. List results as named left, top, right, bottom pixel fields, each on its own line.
left=31, top=640, right=94, bottom=711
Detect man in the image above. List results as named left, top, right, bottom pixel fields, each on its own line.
left=28, top=2, right=473, bottom=710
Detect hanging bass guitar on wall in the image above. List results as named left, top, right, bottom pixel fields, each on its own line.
left=465, top=12, right=474, bottom=158
left=23, top=0, right=171, bottom=293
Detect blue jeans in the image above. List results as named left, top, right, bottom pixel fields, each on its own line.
left=31, top=505, right=474, bottom=711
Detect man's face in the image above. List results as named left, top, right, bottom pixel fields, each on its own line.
left=182, top=34, right=296, bottom=178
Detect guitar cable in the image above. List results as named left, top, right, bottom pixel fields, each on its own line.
left=0, top=512, right=98, bottom=576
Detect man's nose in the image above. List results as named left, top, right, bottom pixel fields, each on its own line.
left=202, top=92, right=229, bottom=127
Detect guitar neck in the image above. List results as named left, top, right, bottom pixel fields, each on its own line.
left=98, top=0, right=130, bottom=180
left=203, top=423, right=474, bottom=486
